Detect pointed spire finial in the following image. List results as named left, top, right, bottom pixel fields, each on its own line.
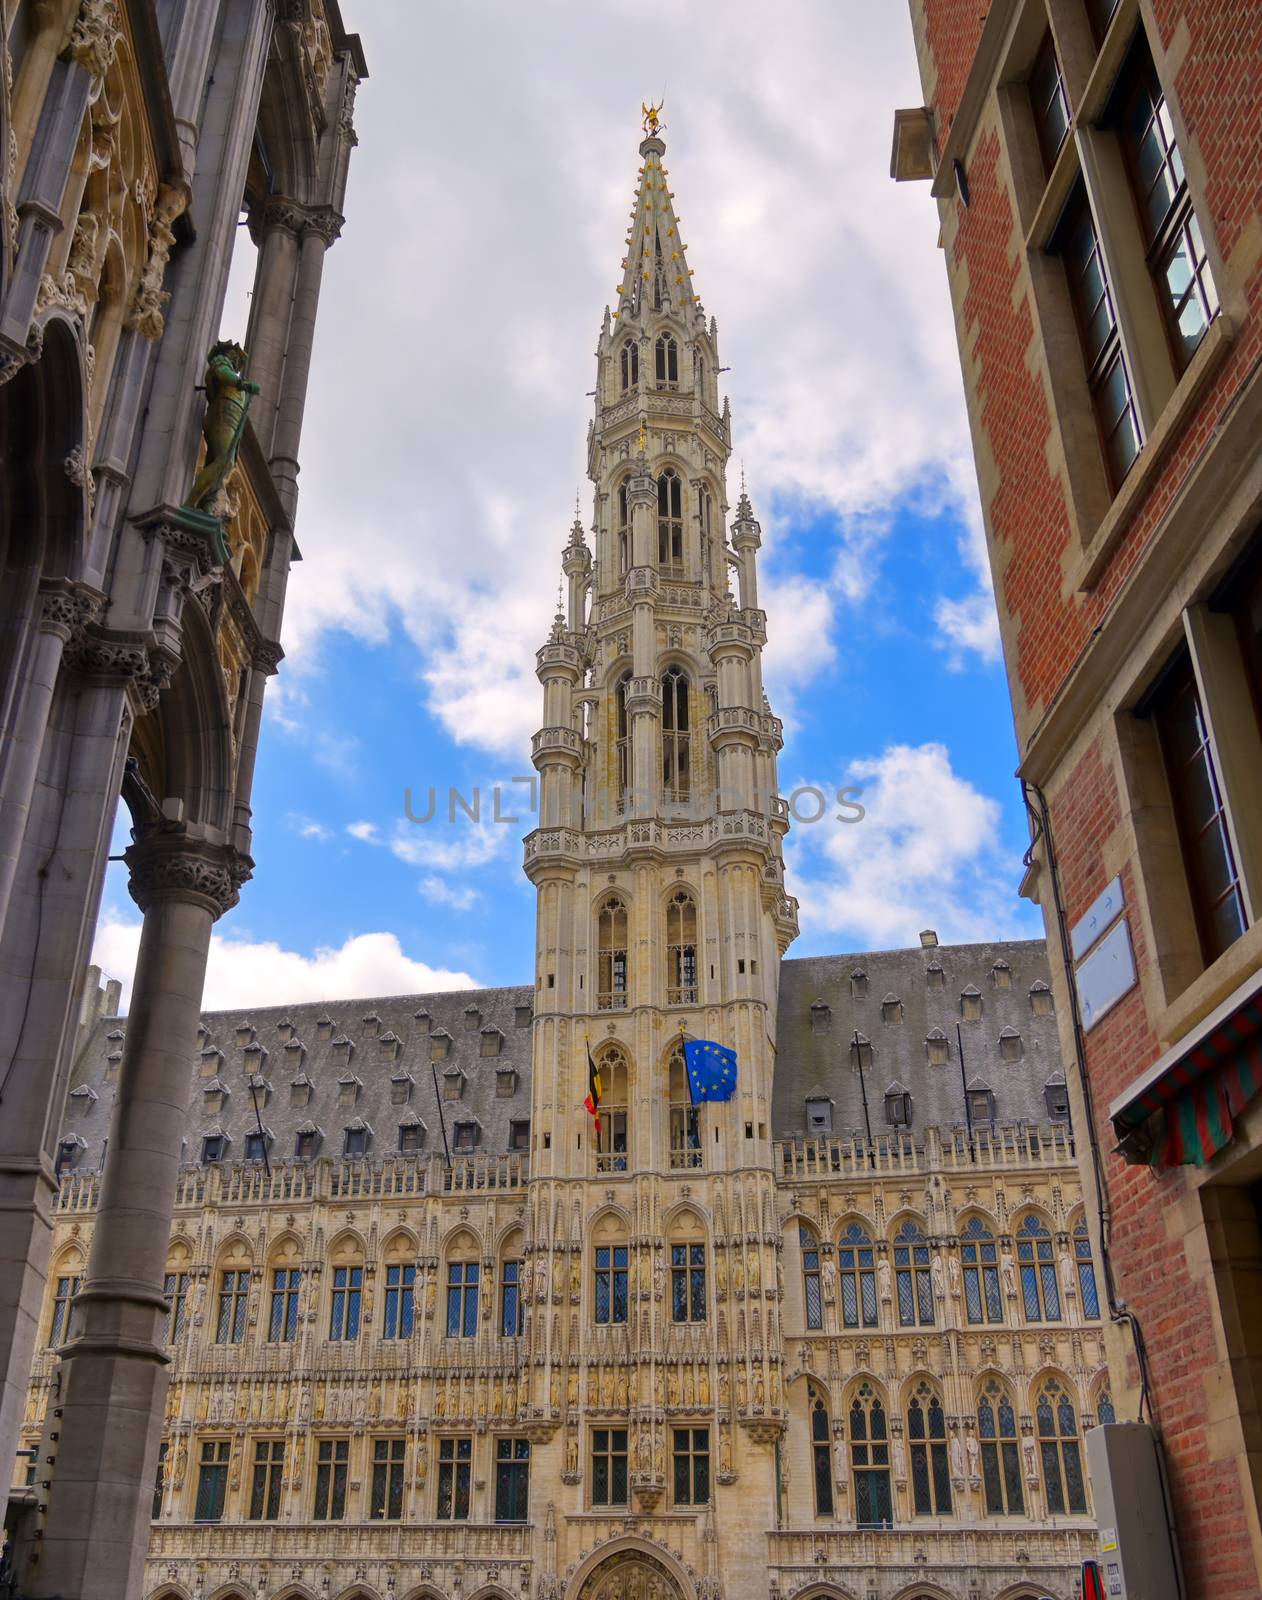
left=641, top=99, right=664, bottom=139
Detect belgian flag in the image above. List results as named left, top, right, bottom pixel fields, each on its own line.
left=584, top=1045, right=602, bottom=1135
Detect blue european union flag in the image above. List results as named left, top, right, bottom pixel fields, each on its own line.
left=683, top=1038, right=739, bottom=1102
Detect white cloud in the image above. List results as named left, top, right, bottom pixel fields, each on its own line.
left=287, top=813, right=333, bottom=842
left=786, top=742, right=1032, bottom=948
left=272, top=1, right=992, bottom=758
left=420, top=875, right=480, bottom=912
left=346, top=820, right=380, bottom=842
left=91, top=910, right=479, bottom=1014
left=935, top=592, right=1002, bottom=667
left=388, top=813, right=511, bottom=875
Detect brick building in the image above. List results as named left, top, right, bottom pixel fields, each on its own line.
left=893, top=2, right=1262, bottom=1596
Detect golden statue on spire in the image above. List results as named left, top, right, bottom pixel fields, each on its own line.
left=641, top=99, right=663, bottom=138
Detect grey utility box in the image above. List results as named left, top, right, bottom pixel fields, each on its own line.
left=1085, top=1422, right=1180, bottom=1599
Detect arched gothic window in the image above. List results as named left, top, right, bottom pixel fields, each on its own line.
left=894, top=1221, right=934, bottom=1327
left=617, top=480, right=630, bottom=576
left=614, top=675, right=631, bottom=811
left=849, top=1384, right=892, bottom=1528
left=838, top=1223, right=878, bottom=1328
left=1016, top=1214, right=1061, bottom=1321
left=593, top=1048, right=629, bottom=1172
left=668, top=1046, right=701, bottom=1169
left=597, top=898, right=628, bottom=1011
left=661, top=666, right=690, bottom=802
left=908, top=1381, right=952, bottom=1515
left=1036, top=1377, right=1087, bottom=1514
left=1096, top=1388, right=1116, bottom=1425
left=1074, top=1220, right=1100, bottom=1318
left=800, top=1226, right=823, bottom=1330
left=693, top=348, right=705, bottom=393
left=809, top=1388, right=833, bottom=1515
left=655, top=333, right=678, bottom=386
left=620, top=338, right=639, bottom=391
left=978, top=1378, right=1024, bottom=1515
left=666, top=889, right=697, bottom=1004
left=657, top=469, right=684, bottom=577
left=960, top=1217, right=1003, bottom=1325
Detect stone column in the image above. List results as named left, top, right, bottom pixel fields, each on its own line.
left=32, top=831, right=249, bottom=1600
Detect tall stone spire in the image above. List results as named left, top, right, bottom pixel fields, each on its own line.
left=613, top=125, right=701, bottom=325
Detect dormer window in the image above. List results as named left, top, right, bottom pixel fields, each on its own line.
left=464, top=1005, right=481, bottom=1032
left=881, top=994, right=903, bottom=1024
left=203, top=1079, right=229, bottom=1114
left=316, top=1016, right=334, bottom=1041
left=926, top=961, right=945, bottom=989
left=244, top=1129, right=271, bottom=1163
left=337, top=1073, right=362, bottom=1108
left=510, top=1119, right=530, bottom=1152
left=431, top=1031, right=451, bottom=1061
left=283, top=1038, right=306, bottom=1066
left=805, top=1097, right=833, bottom=1136
left=654, top=333, right=678, bottom=386
left=496, top=1066, right=520, bottom=1097
left=379, top=1030, right=401, bottom=1060
left=242, top=1042, right=268, bottom=1071
left=809, top=1002, right=831, bottom=1034
left=246, top=1073, right=270, bottom=1105
left=199, top=1046, right=224, bottom=1078
left=343, top=1119, right=371, bottom=1158
left=851, top=970, right=868, bottom=999
left=330, top=1036, right=355, bottom=1062
left=515, top=1005, right=533, bottom=1029
left=234, top=1022, right=255, bottom=1048
left=68, top=1084, right=98, bottom=1116
left=201, top=1133, right=226, bottom=1165
left=294, top=1124, right=321, bottom=1160
left=275, top=1019, right=295, bottom=1042
left=391, top=1071, right=414, bottom=1105
left=926, top=1029, right=950, bottom=1066
left=290, top=1072, right=313, bottom=1109
left=960, top=986, right=983, bottom=1022
left=884, top=1085, right=913, bottom=1128
left=991, top=959, right=1012, bottom=990
left=999, top=1026, right=1023, bottom=1062
left=453, top=1121, right=479, bottom=1152
left=1044, top=1075, right=1071, bottom=1123
left=620, top=337, right=639, bottom=391
left=1029, top=980, right=1054, bottom=1017
left=442, top=1067, right=466, bottom=1101
left=398, top=1117, right=425, bottom=1154
left=55, top=1137, right=84, bottom=1176
left=480, top=1027, right=503, bottom=1058
left=361, top=1012, right=381, bottom=1036
left=966, top=1082, right=996, bottom=1125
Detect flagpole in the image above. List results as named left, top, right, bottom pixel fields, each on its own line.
left=430, top=1059, right=452, bottom=1173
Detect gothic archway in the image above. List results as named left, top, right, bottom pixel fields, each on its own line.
left=574, top=1549, right=689, bottom=1600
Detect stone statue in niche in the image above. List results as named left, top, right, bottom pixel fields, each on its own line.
left=185, top=341, right=259, bottom=562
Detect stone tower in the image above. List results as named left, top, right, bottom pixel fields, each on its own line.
left=522, top=117, right=800, bottom=1578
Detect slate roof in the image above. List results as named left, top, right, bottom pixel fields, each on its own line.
left=60, top=937, right=1061, bottom=1168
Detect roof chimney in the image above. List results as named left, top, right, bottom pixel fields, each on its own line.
left=919, top=929, right=939, bottom=948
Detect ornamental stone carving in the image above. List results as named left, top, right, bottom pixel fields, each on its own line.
left=67, top=0, right=123, bottom=81
left=129, top=185, right=189, bottom=340
left=125, top=834, right=253, bottom=919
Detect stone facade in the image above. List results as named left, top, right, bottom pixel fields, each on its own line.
left=23, top=123, right=1103, bottom=1600
left=895, top=1, right=1262, bottom=1596
left=0, top=3, right=364, bottom=1595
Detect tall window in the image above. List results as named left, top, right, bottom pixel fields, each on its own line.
left=594, top=1244, right=629, bottom=1325
left=620, top=338, right=639, bottom=391
left=1036, top=1378, right=1088, bottom=1514
left=617, top=481, right=630, bottom=577
left=655, top=333, right=678, bottom=386
left=329, top=1264, right=363, bottom=1340
left=800, top=1227, right=823, bottom=1330
left=978, top=1379, right=1024, bottom=1515
left=249, top=1439, right=285, bottom=1520
left=446, top=1260, right=479, bottom=1337
left=961, top=1218, right=1003, bottom=1325
left=838, top=1224, right=878, bottom=1329
left=908, top=1383, right=952, bottom=1516
left=1074, top=1221, right=1101, bottom=1318
left=1151, top=652, right=1247, bottom=963
left=661, top=666, right=690, bottom=798
left=594, top=1049, right=629, bottom=1172
left=1097, top=1390, right=1117, bottom=1426
left=383, top=1263, right=415, bottom=1340
left=370, top=1438, right=405, bottom=1521
left=592, top=1427, right=629, bottom=1506
left=894, top=1221, right=934, bottom=1326
left=657, top=470, right=684, bottom=577
left=152, top=1438, right=167, bottom=1521
left=314, top=1438, right=349, bottom=1521
left=672, top=1426, right=709, bottom=1506
left=1016, top=1215, right=1061, bottom=1321
left=597, top=898, right=628, bottom=1010
left=849, top=1384, right=892, bottom=1528
left=437, top=1436, right=472, bottom=1520
left=669, top=1047, right=701, bottom=1169
left=494, top=1437, right=530, bottom=1522
left=49, top=1273, right=80, bottom=1346
left=666, top=889, right=698, bottom=1004
left=268, top=1268, right=301, bottom=1342
left=215, top=1269, right=250, bottom=1345
left=615, top=674, right=631, bottom=807
left=501, top=1258, right=523, bottom=1336
left=671, top=1243, right=706, bottom=1323
left=810, top=1392, right=833, bottom=1516
left=1115, top=41, right=1218, bottom=367
left=163, top=1271, right=190, bottom=1345
left=194, top=1440, right=230, bottom=1523
left=1029, top=32, right=1071, bottom=171
left=1058, top=185, right=1141, bottom=486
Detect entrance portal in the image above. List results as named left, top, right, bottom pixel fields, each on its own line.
left=576, top=1550, right=687, bottom=1600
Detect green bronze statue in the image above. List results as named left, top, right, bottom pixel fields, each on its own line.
left=187, top=339, right=259, bottom=515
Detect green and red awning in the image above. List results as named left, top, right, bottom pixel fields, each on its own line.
left=1111, top=974, right=1262, bottom=1168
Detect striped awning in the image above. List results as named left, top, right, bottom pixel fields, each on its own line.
left=1110, top=970, right=1262, bottom=1168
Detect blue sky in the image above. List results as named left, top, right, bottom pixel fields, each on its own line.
left=93, top=2, right=1041, bottom=1009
